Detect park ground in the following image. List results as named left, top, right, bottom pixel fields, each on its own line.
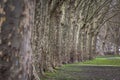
left=43, top=55, right=120, bottom=80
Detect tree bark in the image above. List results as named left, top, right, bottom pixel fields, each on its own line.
left=0, top=0, right=35, bottom=80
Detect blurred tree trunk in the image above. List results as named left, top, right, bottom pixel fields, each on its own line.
left=0, top=0, right=35, bottom=80
left=115, top=45, right=119, bottom=55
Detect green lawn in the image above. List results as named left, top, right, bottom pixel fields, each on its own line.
left=79, top=56, right=120, bottom=66
left=43, top=56, right=120, bottom=80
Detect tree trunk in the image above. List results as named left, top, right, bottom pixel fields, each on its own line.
left=115, top=45, right=119, bottom=55
left=0, top=0, right=35, bottom=80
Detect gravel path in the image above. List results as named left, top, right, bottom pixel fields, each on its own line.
left=46, top=65, right=120, bottom=80
left=74, top=66, right=120, bottom=80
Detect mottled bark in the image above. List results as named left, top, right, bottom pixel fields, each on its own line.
left=0, top=0, right=35, bottom=80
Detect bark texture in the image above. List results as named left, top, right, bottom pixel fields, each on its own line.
left=0, top=0, right=35, bottom=80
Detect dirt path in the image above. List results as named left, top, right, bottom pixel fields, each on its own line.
left=46, top=65, right=120, bottom=80
left=72, top=66, right=120, bottom=80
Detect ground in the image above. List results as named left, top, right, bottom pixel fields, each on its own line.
left=43, top=56, right=120, bottom=80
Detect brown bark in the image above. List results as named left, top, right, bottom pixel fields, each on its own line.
left=0, top=0, right=35, bottom=80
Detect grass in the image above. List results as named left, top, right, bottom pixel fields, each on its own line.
left=43, top=65, right=82, bottom=80
left=43, top=56, right=120, bottom=80
left=79, top=56, right=120, bottom=66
